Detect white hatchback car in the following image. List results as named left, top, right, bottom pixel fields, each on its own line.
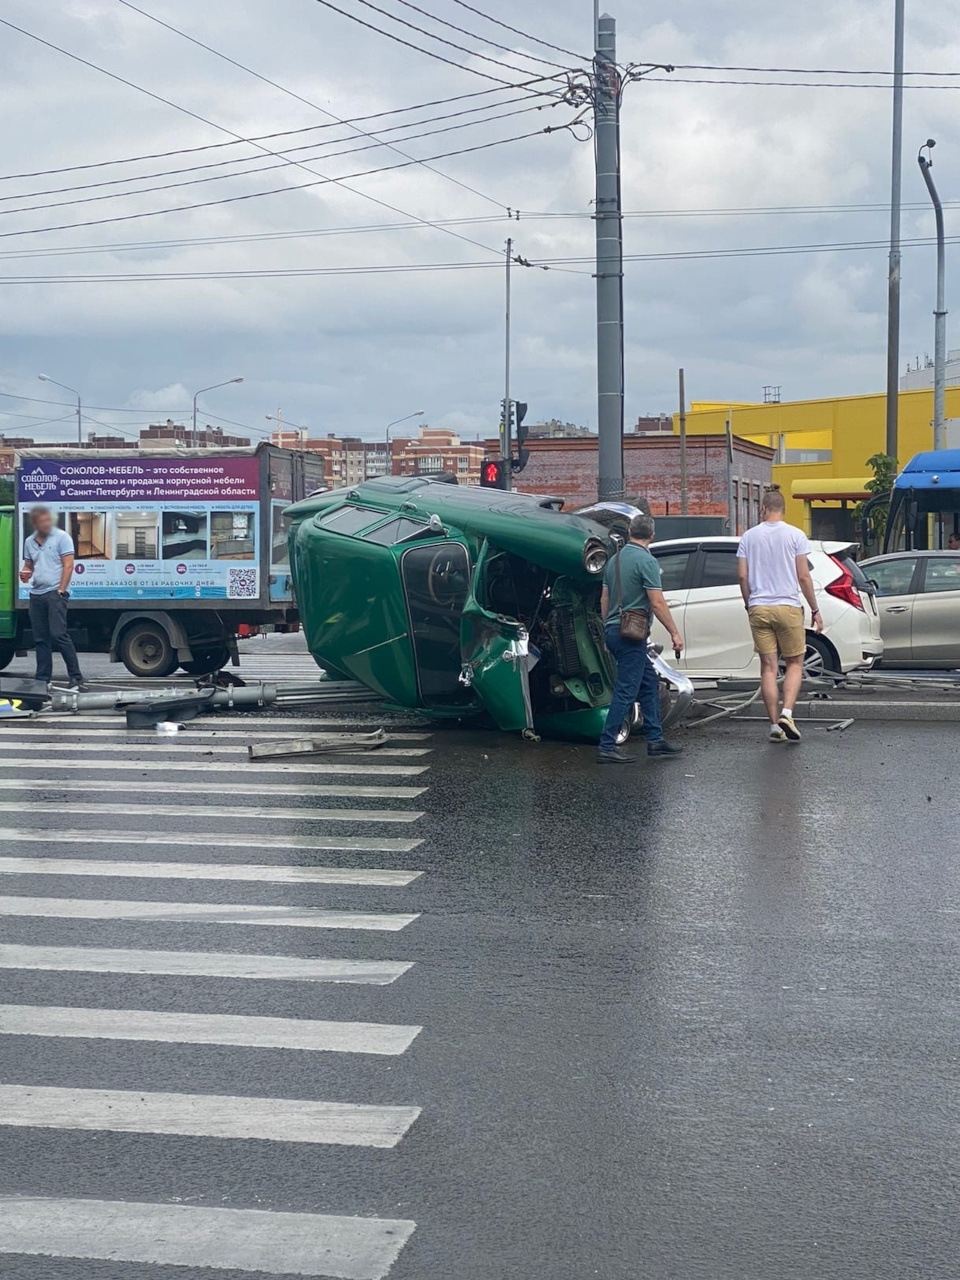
left=647, top=537, right=884, bottom=679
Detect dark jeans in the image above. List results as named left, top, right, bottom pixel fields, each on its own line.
left=599, top=623, right=663, bottom=749
left=29, top=589, right=83, bottom=684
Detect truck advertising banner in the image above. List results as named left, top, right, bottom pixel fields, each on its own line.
left=16, top=456, right=262, bottom=601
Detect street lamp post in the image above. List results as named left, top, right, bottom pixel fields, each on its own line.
left=38, top=374, right=81, bottom=445
left=918, top=140, right=947, bottom=452
left=385, top=410, right=424, bottom=477
left=192, top=377, right=243, bottom=447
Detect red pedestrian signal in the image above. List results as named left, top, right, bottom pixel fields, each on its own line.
left=480, top=460, right=509, bottom=489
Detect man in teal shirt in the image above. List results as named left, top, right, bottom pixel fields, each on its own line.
left=598, top=513, right=684, bottom=762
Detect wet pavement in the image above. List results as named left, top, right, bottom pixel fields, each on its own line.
left=0, top=651, right=957, bottom=1279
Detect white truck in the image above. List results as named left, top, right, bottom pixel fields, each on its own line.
left=2, top=442, right=325, bottom=676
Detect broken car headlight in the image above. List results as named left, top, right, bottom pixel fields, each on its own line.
left=583, top=538, right=608, bottom=574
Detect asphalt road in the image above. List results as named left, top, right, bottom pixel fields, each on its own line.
left=0, top=645, right=957, bottom=1279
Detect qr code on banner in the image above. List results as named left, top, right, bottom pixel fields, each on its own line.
left=228, top=568, right=258, bottom=598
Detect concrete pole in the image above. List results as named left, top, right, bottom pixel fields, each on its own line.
left=502, top=236, right=513, bottom=488
left=885, top=0, right=905, bottom=461
left=726, top=411, right=735, bottom=535
left=678, top=367, right=688, bottom=515
left=594, top=13, right=624, bottom=501
left=75, top=392, right=82, bottom=447
left=918, top=141, right=947, bottom=451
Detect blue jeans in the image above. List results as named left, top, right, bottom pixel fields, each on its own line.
left=599, top=623, right=663, bottom=749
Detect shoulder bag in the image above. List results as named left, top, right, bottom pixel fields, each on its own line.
left=614, top=547, right=650, bottom=643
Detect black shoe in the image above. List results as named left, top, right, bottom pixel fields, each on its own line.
left=647, top=739, right=683, bottom=757
left=596, top=747, right=636, bottom=764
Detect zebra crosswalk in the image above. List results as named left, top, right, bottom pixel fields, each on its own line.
left=0, top=710, right=430, bottom=1278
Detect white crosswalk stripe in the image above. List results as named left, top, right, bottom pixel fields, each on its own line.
left=0, top=944, right=412, bottom=984
left=0, top=777, right=426, bottom=798
left=0, top=1084, right=421, bottom=1147
left=0, top=856, right=422, bottom=886
left=0, top=726, right=430, bottom=740
left=2, top=800, right=422, bottom=823
left=0, top=740, right=432, bottom=756
left=0, top=755, right=429, bottom=775
left=1, top=828, right=422, bottom=853
left=0, top=709, right=428, bottom=1273
left=0, top=1197, right=416, bottom=1278
left=0, top=895, right=419, bottom=930
left=0, top=1004, right=422, bottom=1054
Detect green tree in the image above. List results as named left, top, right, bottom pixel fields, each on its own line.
left=0, top=478, right=13, bottom=506
left=857, top=452, right=898, bottom=551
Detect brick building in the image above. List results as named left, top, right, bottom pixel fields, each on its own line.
left=392, top=427, right=485, bottom=485
left=513, top=434, right=776, bottom=534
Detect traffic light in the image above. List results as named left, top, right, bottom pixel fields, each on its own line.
left=480, top=459, right=509, bottom=490
left=513, top=401, right=529, bottom=472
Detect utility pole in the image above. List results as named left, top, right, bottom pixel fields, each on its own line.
left=502, top=236, right=513, bottom=489
left=885, top=0, right=905, bottom=461
left=678, top=367, right=688, bottom=515
left=725, top=410, right=735, bottom=535
left=594, top=12, right=625, bottom=501
left=918, top=140, right=947, bottom=451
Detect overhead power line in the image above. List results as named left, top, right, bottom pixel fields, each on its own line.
left=0, top=82, right=554, bottom=182
left=117, top=0, right=536, bottom=210
left=327, top=0, right=578, bottom=78
left=656, top=62, right=960, bottom=77
left=0, top=103, right=555, bottom=214
left=0, top=129, right=563, bottom=240
left=310, top=0, right=573, bottom=87
left=386, top=0, right=570, bottom=70
left=0, top=15, right=536, bottom=259
left=642, top=74, right=960, bottom=90
left=2, top=229, right=956, bottom=283
left=449, top=0, right=589, bottom=63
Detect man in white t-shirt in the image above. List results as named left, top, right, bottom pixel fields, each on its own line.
left=736, top=489, right=822, bottom=742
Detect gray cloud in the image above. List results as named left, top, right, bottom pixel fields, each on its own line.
left=0, top=0, right=957, bottom=442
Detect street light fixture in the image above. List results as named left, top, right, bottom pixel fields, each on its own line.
left=918, top=139, right=947, bottom=453
left=385, top=410, right=424, bottom=477
left=38, top=374, right=82, bottom=445
left=192, top=377, right=243, bottom=447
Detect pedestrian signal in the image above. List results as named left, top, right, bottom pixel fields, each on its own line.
left=480, top=460, right=509, bottom=489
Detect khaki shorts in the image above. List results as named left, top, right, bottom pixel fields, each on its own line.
left=748, top=605, right=806, bottom=658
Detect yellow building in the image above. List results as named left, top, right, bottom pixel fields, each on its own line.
left=675, top=387, right=960, bottom=538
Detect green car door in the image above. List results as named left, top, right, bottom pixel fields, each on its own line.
left=459, top=539, right=535, bottom=733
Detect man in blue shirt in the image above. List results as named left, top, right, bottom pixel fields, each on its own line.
left=20, top=506, right=86, bottom=690
left=597, top=513, right=684, bottom=763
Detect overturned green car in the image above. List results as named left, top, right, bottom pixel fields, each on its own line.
left=286, top=476, right=692, bottom=741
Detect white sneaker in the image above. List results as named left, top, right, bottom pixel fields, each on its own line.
left=769, top=725, right=787, bottom=742
left=778, top=710, right=802, bottom=741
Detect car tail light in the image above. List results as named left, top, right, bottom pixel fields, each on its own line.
left=825, top=556, right=864, bottom=611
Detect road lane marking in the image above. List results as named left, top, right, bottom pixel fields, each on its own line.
left=0, top=896, right=419, bottom=931
left=0, top=1196, right=415, bottom=1278
left=0, top=727, right=431, bottom=741
left=0, top=829, right=422, bottom=853
left=0, top=1084, right=421, bottom=1148
left=0, top=778, right=426, bottom=799
left=0, top=858, right=422, bottom=887
left=0, top=802, right=421, bottom=824
left=43, top=717, right=431, bottom=734
left=0, top=756, right=429, bottom=776
left=0, top=944, right=412, bottom=984
left=0, top=1005, right=422, bottom=1055
left=0, top=742, right=432, bottom=757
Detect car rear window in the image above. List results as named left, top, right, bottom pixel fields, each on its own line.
left=838, top=554, right=873, bottom=592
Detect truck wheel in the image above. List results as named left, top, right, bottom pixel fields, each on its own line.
left=119, top=622, right=178, bottom=678
left=0, top=643, right=15, bottom=672
left=180, top=646, right=230, bottom=676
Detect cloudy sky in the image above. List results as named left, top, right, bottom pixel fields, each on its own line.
left=0, top=0, right=957, bottom=443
